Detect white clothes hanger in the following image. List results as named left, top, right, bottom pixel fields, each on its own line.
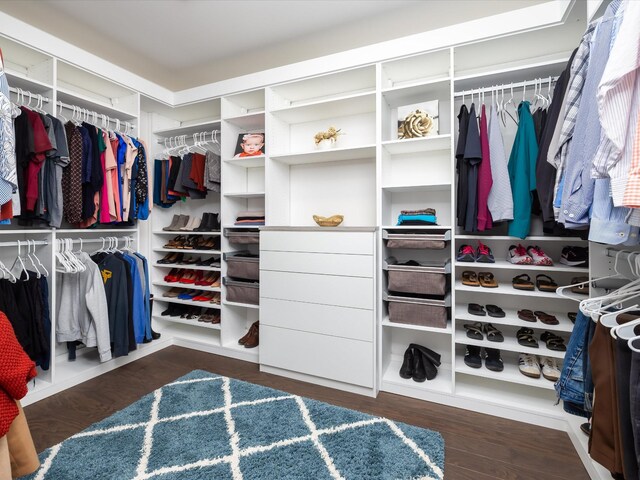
left=629, top=336, right=640, bottom=353
left=25, top=240, right=41, bottom=279
left=10, top=241, right=29, bottom=281
left=31, top=240, right=48, bottom=277
left=614, top=319, right=640, bottom=340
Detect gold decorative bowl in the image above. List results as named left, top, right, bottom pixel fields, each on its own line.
left=313, top=215, right=344, bottom=227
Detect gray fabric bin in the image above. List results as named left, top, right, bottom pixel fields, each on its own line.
left=224, top=228, right=260, bottom=245
left=388, top=301, right=447, bottom=329
left=226, top=251, right=260, bottom=281
left=224, top=277, right=259, bottom=305
left=386, top=238, right=446, bottom=249
left=385, top=257, right=449, bottom=296
left=383, top=229, right=450, bottom=250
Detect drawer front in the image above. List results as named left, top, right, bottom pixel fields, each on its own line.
left=261, top=231, right=374, bottom=255
left=261, top=325, right=374, bottom=388
left=260, top=251, right=373, bottom=277
left=261, top=297, right=373, bottom=341
left=260, top=271, right=373, bottom=309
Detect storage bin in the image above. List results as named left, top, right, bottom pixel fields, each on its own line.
left=385, top=257, right=450, bottom=296
left=224, top=228, right=260, bottom=245
left=383, top=229, right=450, bottom=250
left=224, top=277, right=259, bottom=305
left=225, top=251, right=260, bottom=281
left=384, top=292, right=449, bottom=329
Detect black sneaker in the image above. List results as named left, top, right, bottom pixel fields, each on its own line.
left=560, top=246, right=588, bottom=266
left=484, top=348, right=504, bottom=372
left=464, top=345, right=482, bottom=368
left=457, top=244, right=476, bottom=262
left=476, top=242, right=495, bottom=263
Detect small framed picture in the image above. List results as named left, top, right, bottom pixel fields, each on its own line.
left=397, top=100, right=439, bottom=139
left=234, top=132, right=265, bottom=158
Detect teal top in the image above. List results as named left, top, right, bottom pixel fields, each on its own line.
left=507, top=101, right=539, bottom=239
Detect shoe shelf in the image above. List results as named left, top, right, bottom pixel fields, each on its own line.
left=222, top=155, right=266, bottom=168
left=381, top=359, right=453, bottom=395
left=454, top=307, right=574, bottom=334
left=454, top=260, right=588, bottom=273
left=153, top=248, right=222, bottom=255
left=222, top=300, right=260, bottom=310
left=455, top=357, right=556, bottom=391
left=152, top=263, right=221, bottom=272
left=455, top=235, right=588, bottom=242
left=153, top=281, right=221, bottom=292
left=381, top=317, right=452, bottom=334
left=455, top=281, right=585, bottom=299
left=153, top=315, right=221, bottom=331
left=454, top=326, right=566, bottom=360
left=221, top=342, right=259, bottom=358
left=153, top=230, right=222, bottom=236
left=154, top=297, right=222, bottom=309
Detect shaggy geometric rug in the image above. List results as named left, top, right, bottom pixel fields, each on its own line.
left=24, top=370, right=445, bottom=480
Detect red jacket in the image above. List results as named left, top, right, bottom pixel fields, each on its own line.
left=0, top=312, right=37, bottom=437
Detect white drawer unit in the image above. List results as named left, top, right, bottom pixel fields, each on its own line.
left=259, top=228, right=377, bottom=395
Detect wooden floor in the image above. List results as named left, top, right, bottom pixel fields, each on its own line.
left=25, top=346, right=589, bottom=479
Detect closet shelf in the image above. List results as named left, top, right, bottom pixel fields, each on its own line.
left=153, top=281, right=221, bottom=293
left=454, top=307, right=574, bottom=334
left=455, top=358, right=556, bottom=391
left=381, top=360, right=453, bottom=395
left=55, top=228, right=138, bottom=234
left=381, top=77, right=450, bottom=106
left=222, top=225, right=262, bottom=230
left=382, top=183, right=451, bottom=193
left=455, top=281, right=583, bottom=300
left=454, top=326, right=566, bottom=359
left=4, top=69, right=53, bottom=93
left=382, top=75, right=450, bottom=94
left=382, top=317, right=452, bottom=334
left=382, top=225, right=451, bottom=230
left=454, top=235, right=587, bottom=242
left=153, top=119, right=221, bottom=138
left=222, top=300, right=260, bottom=309
left=153, top=315, right=221, bottom=331
left=152, top=230, right=221, bottom=236
left=270, top=145, right=376, bottom=165
left=223, top=192, right=265, bottom=198
left=153, top=248, right=222, bottom=255
left=154, top=297, right=222, bottom=309
left=56, top=87, right=137, bottom=120
left=221, top=342, right=259, bottom=359
left=382, top=134, right=451, bottom=155
left=454, top=260, right=588, bottom=273
left=152, top=263, right=221, bottom=272
left=0, top=229, right=51, bottom=235
left=269, top=91, right=376, bottom=123
left=222, top=111, right=265, bottom=130
left=223, top=155, right=265, bottom=168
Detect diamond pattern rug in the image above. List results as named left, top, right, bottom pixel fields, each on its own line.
left=24, top=370, right=445, bottom=479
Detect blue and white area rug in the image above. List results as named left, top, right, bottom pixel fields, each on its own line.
left=25, top=370, right=445, bottom=479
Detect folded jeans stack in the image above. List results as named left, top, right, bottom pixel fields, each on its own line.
left=396, top=208, right=437, bottom=226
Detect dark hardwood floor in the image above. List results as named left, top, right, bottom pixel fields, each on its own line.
left=25, top=346, right=589, bottom=479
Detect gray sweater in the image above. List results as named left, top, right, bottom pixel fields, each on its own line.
left=56, top=252, right=112, bottom=362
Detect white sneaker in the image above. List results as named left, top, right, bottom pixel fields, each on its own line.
left=539, top=356, right=560, bottom=382
left=508, top=244, right=533, bottom=265
left=518, top=353, right=541, bottom=378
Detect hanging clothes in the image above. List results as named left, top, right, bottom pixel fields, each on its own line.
left=476, top=104, right=492, bottom=231
left=507, top=101, right=538, bottom=239
left=486, top=102, right=513, bottom=222
left=455, top=105, right=470, bottom=228
left=463, top=103, right=482, bottom=233
left=0, top=50, right=17, bottom=213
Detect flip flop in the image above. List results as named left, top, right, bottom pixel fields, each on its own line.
left=541, top=331, right=566, bottom=351
left=468, top=303, right=486, bottom=316
left=517, top=309, right=537, bottom=322
left=570, top=277, right=589, bottom=295
left=484, top=347, right=504, bottom=372
left=513, top=274, right=534, bottom=291
left=517, top=327, right=538, bottom=348
left=486, top=304, right=505, bottom=318
left=464, top=322, right=484, bottom=340
left=478, top=272, right=499, bottom=288
left=534, top=311, right=559, bottom=325
left=462, top=271, right=480, bottom=287
left=536, top=274, right=558, bottom=292
left=483, top=323, right=504, bottom=342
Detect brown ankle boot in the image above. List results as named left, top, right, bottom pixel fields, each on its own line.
left=243, top=322, right=259, bottom=348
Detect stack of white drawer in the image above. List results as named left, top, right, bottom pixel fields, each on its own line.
left=260, top=228, right=377, bottom=391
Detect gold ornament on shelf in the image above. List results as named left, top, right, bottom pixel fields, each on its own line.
left=313, top=214, right=344, bottom=227
left=314, top=126, right=344, bottom=146
left=398, top=109, right=434, bottom=139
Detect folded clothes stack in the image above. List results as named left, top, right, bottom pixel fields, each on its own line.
left=235, top=210, right=265, bottom=226
left=397, top=208, right=437, bottom=226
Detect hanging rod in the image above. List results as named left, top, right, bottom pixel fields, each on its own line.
left=156, top=130, right=220, bottom=145
left=56, top=236, right=134, bottom=245
left=453, top=76, right=559, bottom=97
left=0, top=240, right=48, bottom=247
left=8, top=87, right=135, bottom=130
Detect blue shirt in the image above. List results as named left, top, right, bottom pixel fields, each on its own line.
left=121, top=253, right=147, bottom=344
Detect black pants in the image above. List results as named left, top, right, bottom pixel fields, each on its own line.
left=616, top=337, right=638, bottom=480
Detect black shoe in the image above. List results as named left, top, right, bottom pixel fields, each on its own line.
left=409, top=343, right=441, bottom=367
left=560, top=246, right=588, bottom=266
left=399, top=347, right=414, bottom=379
left=464, top=345, right=482, bottom=368
left=209, top=212, right=221, bottom=231
left=580, top=422, right=590, bottom=436
left=195, top=213, right=211, bottom=232
left=412, top=351, right=427, bottom=383
left=151, top=329, right=161, bottom=340
left=484, top=348, right=504, bottom=372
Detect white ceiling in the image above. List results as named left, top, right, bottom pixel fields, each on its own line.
left=0, top=0, right=546, bottom=91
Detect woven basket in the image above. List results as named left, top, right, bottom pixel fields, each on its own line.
left=313, top=215, right=344, bottom=227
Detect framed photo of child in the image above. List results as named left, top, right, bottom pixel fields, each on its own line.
left=234, top=132, right=265, bottom=158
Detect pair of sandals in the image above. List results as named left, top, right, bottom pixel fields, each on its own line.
left=516, top=310, right=559, bottom=325
left=464, top=322, right=504, bottom=342
left=462, top=271, right=498, bottom=288
left=512, top=274, right=558, bottom=292
left=517, top=327, right=567, bottom=351
left=468, top=303, right=505, bottom=317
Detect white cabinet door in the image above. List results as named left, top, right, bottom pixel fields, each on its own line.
left=261, top=231, right=374, bottom=255
left=260, top=251, right=373, bottom=277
